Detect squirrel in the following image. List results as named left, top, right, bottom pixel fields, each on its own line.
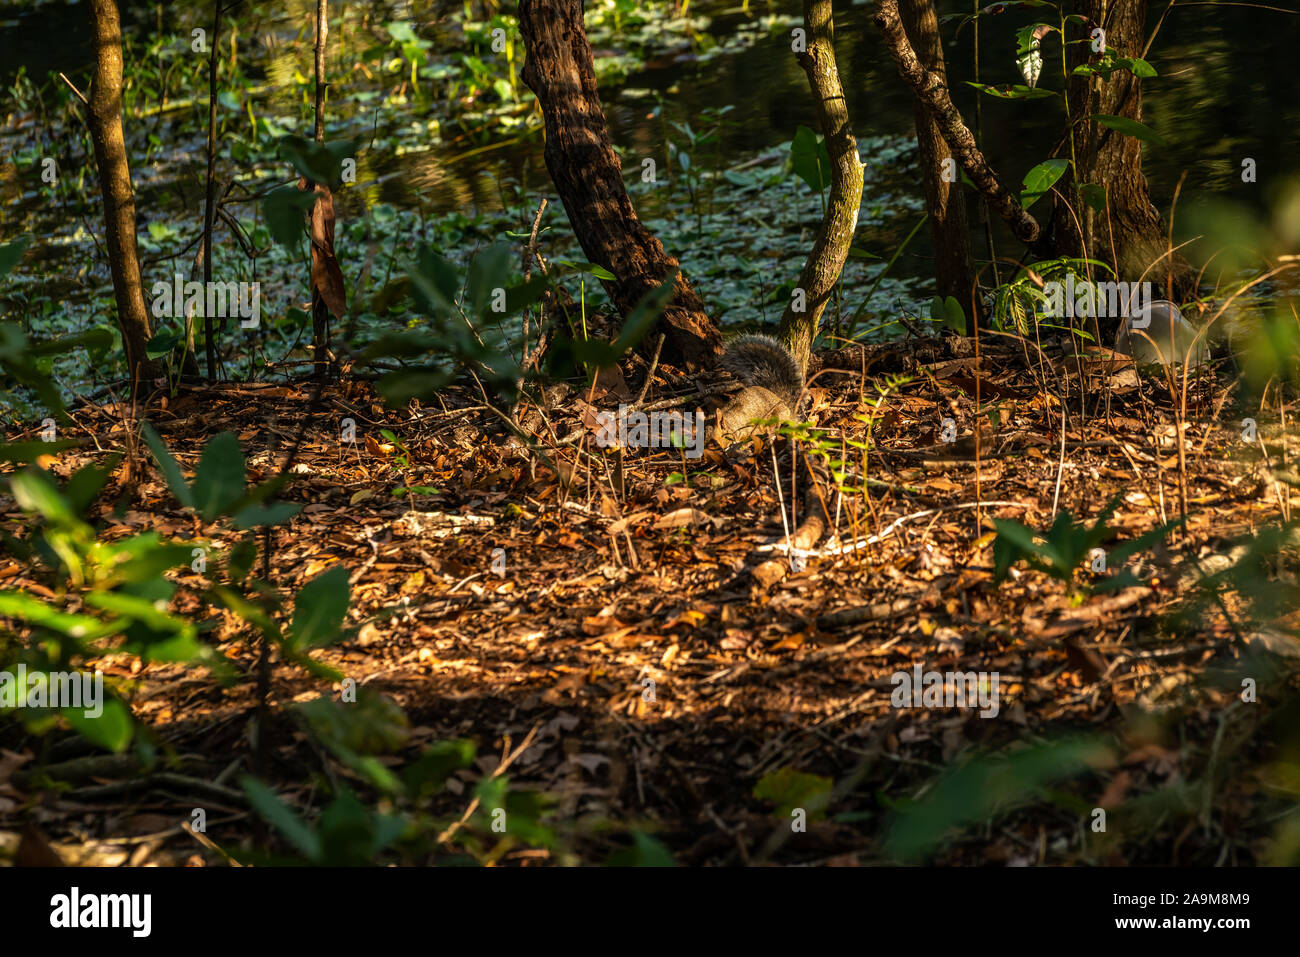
left=714, top=334, right=831, bottom=552
left=715, top=334, right=805, bottom=444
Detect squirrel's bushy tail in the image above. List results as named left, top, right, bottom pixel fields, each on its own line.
left=721, top=334, right=804, bottom=409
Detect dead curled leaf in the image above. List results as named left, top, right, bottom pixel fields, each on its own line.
left=299, top=178, right=346, bottom=318
left=654, top=507, right=717, bottom=530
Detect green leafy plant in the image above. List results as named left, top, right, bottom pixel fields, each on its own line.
left=1, top=235, right=115, bottom=419
left=0, top=460, right=223, bottom=752
left=988, top=256, right=1110, bottom=337
left=885, top=737, right=1112, bottom=862
left=929, top=295, right=967, bottom=335
left=362, top=240, right=548, bottom=405
left=992, top=497, right=1182, bottom=597
left=239, top=692, right=576, bottom=865
left=141, top=426, right=358, bottom=680
left=385, top=21, right=433, bottom=95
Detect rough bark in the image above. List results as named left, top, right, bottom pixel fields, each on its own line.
left=518, top=0, right=722, bottom=371
left=778, top=0, right=866, bottom=374
left=202, top=0, right=220, bottom=381
left=1061, top=0, right=1194, bottom=300
left=86, top=0, right=161, bottom=388
left=899, top=0, right=977, bottom=322
left=311, top=0, right=332, bottom=379
left=874, top=0, right=1041, bottom=249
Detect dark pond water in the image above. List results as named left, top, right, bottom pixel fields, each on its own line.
left=2, top=0, right=1298, bottom=313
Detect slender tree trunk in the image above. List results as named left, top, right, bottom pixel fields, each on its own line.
left=1061, top=0, right=1194, bottom=300
left=311, top=0, right=331, bottom=379
left=86, top=0, right=161, bottom=389
left=518, top=0, right=721, bottom=371
left=899, top=0, right=977, bottom=324
left=778, top=0, right=865, bottom=373
left=202, top=0, right=221, bottom=381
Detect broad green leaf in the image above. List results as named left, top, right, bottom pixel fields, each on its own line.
left=299, top=693, right=409, bottom=754
left=27, top=327, right=116, bottom=360
left=790, top=125, right=831, bottom=192
left=386, top=21, right=420, bottom=45
left=146, top=329, right=183, bottom=360
left=0, top=591, right=118, bottom=640
left=967, top=81, right=1057, bottom=100
left=847, top=247, right=881, bottom=260
left=992, top=518, right=1043, bottom=581
left=502, top=275, right=550, bottom=314
left=63, top=697, right=134, bottom=753
left=0, top=235, right=31, bottom=278
left=9, top=468, right=74, bottom=524
left=0, top=440, right=78, bottom=463
left=1079, top=183, right=1107, bottom=213
left=82, top=591, right=194, bottom=636
left=1073, top=55, right=1157, bottom=80
left=127, top=630, right=207, bottom=664
left=193, top=432, right=247, bottom=521
left=242, top=776, right=322, bottom=861
left=278, top=135, right=359, bottom=187
left=1120, top=57, right=1157, bottom=78
left=1090, top=114, right=1167, bottom=146
left=60, top=463, right=110, bottom=516
left=232, top=501, right=301, bottom=530
left=557, top=260, right=617, bottom=280
left=1020, top=158, right=1069, bottom=209
left=408, top=244, right=461, bottom=318
left=141, top=422, right=195, bottom=509
left=108, top=537, right=198, bottom=585
left=262, top=184, right=316, bottom=247
left=465, top=242, right=514, bottom=318
left=929, top=296, right=966, bottom=335
left=290, top=565, right=351, bottom=649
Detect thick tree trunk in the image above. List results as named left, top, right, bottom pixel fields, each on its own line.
left=778, top=0, right=865, bottom=374
left=86, top=0, right=161, bottom=389
left=900, top=0, right=977, bottom=322
left=1061, top=0, right=1194, bottom=300
left=518, top=0, right=721, bottom=371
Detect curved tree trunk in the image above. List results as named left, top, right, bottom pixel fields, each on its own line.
left=518, top=0, right=721, bottom=371
left=86, top=0, right=161, bottom=390
left=1061, top=0, right=1194, bottom=301
left=874, top=0, right=1041, bottom=250
left=778, top=0, right=865, bottom=374
left=900, top=0, right=977, bottom=324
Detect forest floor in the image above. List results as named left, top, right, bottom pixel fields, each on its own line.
left=3, top=337, right=1298, bottom=866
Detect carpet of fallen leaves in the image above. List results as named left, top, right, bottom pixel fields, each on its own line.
left=3, top=337, right=1299, bottom=866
